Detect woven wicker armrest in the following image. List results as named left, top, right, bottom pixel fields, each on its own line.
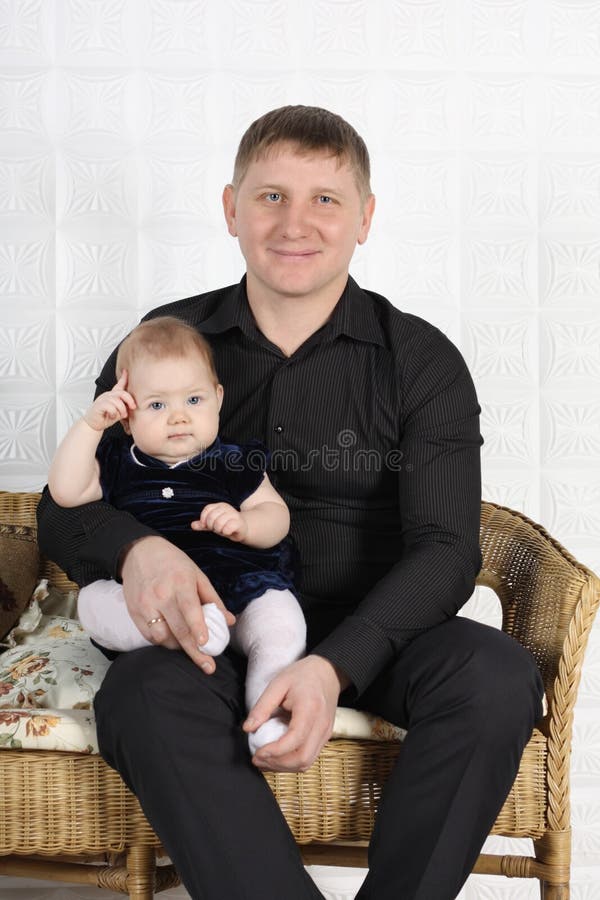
left=478, top=501, right=600, bottom=836
left=479, top=502, right=600, bottom=709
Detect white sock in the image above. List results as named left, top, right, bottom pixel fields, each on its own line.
left=196, top=603, right=230, bottom=656
left=230, top=589, right=306, bottom=755
left=77, top=580, right=230, bottom=656
left=78, top=581, right=149, bottom=652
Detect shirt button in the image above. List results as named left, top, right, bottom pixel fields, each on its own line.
left=274, top=424, right=284, bottom=434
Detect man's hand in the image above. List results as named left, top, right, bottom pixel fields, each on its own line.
left=120, top=535, right=235, bottom=672
left=243, top=655, right=350, bottom=772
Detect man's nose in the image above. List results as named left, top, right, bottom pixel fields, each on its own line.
left=281, top=201, right=310, bottom=239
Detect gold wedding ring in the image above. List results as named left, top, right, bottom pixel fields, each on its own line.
left=147, top=616, right=164, bottom=627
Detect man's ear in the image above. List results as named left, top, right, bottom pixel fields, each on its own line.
left=357, top=193, right=376, bottom=246
left=222, top=184, right=238, bottom=237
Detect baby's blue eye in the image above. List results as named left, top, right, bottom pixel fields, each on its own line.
left=150, top=401, right=164, bottom=410
left=187, top=396, right=200, bottom=405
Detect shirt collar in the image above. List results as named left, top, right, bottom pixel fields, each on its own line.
left=199, top=277, right=259, bottom=340
left=199, top=275, right=386, bottom=348
left=325, top=276, right=387, bottom=347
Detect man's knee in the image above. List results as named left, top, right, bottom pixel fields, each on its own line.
left=94, top=645, right=246, bottom=749
left=94, top=647, right=176, bottom=752
left=444, top=619, right=544, bottom=741
left=398, top=618, right=543, bottom=736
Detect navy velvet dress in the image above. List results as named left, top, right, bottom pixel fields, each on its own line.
left=96, top=437, right=297, bottom=615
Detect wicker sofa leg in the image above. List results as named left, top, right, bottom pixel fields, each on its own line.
left=125, top=845, right=158, bottom=899
left=120, top=846, right=180, bottom=899
left=95, top=845, right=156, bottom=897
left=534, top=831, right=571, bottom=900
left=540, top=883, right=569, bottom=899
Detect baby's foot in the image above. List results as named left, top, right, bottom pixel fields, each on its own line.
left=248, top=714, right=289, bottom=756
left=198, top=603, right=230, bottom=656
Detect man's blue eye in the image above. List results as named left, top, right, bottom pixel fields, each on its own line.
left=150, top=401, right=164, bottom=410
left=266, top=192, right=281, bottom=202
left=188, top=396, right=200, bottom=405
left=319, top=195, right=333, bottom=204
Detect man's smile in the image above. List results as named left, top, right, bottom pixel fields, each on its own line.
left=269, top=248, right=320, bottom=258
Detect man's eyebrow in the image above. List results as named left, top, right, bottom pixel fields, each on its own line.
left=252, top=183, right=286, bottom=192
left=251, top=183, right=345, bottom=197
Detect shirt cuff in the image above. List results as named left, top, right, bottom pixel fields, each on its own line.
left=312, top=615, right=398, bottom=697
left=81, top=514, right=158, bottom=583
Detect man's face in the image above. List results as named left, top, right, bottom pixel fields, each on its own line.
left=223, top=142, right=375, bottom=308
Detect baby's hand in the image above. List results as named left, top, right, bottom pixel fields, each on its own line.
left=193, top=502, right=248, bottom=542
left=83, top=371, right=136, bottom=432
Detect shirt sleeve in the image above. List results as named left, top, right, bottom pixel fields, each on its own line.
left=312, top=329, right=483, bottom=696
left=36, top=341, right=159, bottom=587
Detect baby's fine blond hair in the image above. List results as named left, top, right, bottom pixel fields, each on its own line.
left=116, top=317, right=219, bottom=385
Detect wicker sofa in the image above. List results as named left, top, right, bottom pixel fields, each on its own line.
left=0, top=491, right=598, bottom=899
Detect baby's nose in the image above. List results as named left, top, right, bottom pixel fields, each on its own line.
left=169, top=406, right=189, bottom=422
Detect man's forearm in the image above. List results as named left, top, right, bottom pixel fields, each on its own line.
left=312, top=535, right=480, bottom=697
left=37, top=486, right=157, bottom=587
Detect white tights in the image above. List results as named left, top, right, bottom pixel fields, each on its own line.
left=78, top=581, right=306, bottom=754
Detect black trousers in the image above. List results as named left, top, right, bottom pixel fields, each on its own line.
left=94, top=617, right=543, bottom=900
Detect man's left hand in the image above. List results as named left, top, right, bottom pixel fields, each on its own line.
left=244, top=655, right=349, bottom=773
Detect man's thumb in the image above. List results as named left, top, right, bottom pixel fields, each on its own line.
left=243, top=687, right=278, bottom=733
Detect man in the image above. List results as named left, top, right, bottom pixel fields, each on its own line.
left=38, top=105, right=543, bottom=899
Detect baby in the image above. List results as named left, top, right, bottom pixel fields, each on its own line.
left=48, top=316, right=306, bottom=754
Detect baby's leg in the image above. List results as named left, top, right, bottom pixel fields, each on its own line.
left=78, top=580, right=230, bottom=656
left=231, top=589, right=306, bottom=755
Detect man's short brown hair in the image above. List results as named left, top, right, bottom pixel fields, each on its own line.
left=232, top=105, right=372, bottom=201
left=116, top=317, right=219, bottom=385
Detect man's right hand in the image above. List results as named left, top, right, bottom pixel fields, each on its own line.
left=120, top=535, right=235, bottom=672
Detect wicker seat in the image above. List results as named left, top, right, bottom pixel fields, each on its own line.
left=0, top=493, right=598, bottom=899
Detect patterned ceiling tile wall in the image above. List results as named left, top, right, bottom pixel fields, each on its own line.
left=0, top=1, right=599, bottom=896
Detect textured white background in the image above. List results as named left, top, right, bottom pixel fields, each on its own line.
left=0, top=1, right=599, bottom=897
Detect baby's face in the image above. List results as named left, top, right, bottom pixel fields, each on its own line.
left=125, top=354, right=223, bottom=464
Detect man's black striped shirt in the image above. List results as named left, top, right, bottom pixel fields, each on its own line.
left=37, top=276, right=482, bottom=695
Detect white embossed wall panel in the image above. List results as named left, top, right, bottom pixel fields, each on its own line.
left=0, top=1, right=599, bottom=897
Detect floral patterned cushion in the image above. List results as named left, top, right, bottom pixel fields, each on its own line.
left=0, top=595, right=110, bottom=752
left=332, top=707, right=406, bottom=743
left=0, top=582, right=406, bottom=753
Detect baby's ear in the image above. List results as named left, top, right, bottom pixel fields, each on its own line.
left=122, top=417, right=132, bottom=435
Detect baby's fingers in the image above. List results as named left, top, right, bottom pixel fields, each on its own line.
left=114, top=370, right=128, bottom=390
left=191, top=506, right=211, bottom=530
left=119, top=390, right=136, bottom=412
left=198, top=503, right=227, bottom=531
left=105, top=397, right=131, bottom=421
